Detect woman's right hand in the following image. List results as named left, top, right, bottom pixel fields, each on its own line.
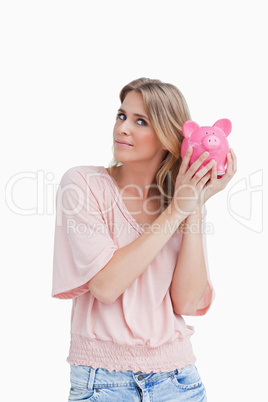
left=171, top=147, right=216, bottom=217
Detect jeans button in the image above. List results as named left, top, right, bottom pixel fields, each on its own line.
left=138, top=375, right=144, bottom=381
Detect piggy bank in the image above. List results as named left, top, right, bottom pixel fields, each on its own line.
left=181, top=119, right=232, bottom=176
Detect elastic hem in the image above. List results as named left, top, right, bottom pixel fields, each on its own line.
left=67, top=334, right=196, bottom=373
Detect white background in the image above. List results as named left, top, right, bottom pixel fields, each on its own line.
left=1, top=1, right=267, bottom=401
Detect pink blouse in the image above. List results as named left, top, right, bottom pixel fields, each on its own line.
left=52, top=166, right=214, bottom=372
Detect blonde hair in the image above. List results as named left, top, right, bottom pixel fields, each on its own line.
left=108, top=77, right=191, bottom=210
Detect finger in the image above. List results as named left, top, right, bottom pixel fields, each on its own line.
left=225, top=151, right=234, bottom=176
left=210, top=162, right=218, bottom=182
left=196, top=170, right=211, bottom=192
left=191, top=159, right=216, bottom=184
left=216, top=152, right=234, bottom=187
left=179, top=146, right=193, bottom=175
left=187, top=151, right=210, bottom=177
left=230, top=148, right=237, bottom=172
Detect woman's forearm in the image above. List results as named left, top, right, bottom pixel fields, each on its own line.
left=170, top=205, right=208, bottom=316
left=87, top=202, right=185, bottom=304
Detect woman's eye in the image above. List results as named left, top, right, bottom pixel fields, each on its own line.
left=137, top=119, right=147, bottom=126
left=117, top=113, right=126, bottom=121
left=116, top=113, right=147, bottom=126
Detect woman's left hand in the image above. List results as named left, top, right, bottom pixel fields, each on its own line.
left=198, top=148, right=237, bottom=206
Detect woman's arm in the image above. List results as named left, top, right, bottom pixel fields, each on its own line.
left=88, top=201, right=184, bottom=304
left=170, top=149, right=237, bottom=315
left=170, top=204, right=207, bottom=316
left=88, top=149, right=214, bottom=305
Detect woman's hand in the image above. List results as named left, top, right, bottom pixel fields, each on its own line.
left=198, top=148, right=237, bottom=206
left=172, top=147, right=216, bottom=217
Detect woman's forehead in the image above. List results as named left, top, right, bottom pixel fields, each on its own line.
left=121, top=91, right=146, bottom=114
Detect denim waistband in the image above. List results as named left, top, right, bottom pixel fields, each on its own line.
left=70, top=364, right=193, bottom=390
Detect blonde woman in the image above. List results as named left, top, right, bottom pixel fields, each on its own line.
left=52, top=78, right=237, bottom=401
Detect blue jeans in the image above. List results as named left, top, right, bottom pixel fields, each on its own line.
left=68, top=364, right=207, bottom=401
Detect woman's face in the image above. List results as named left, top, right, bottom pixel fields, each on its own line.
left=113, top=90, right=166, bottom=164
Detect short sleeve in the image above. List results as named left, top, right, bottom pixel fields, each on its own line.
left=52, top=167, right=119, bottom=299
left=194, top=204, right=215, bottom=316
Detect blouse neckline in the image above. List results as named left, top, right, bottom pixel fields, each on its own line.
left=98, top=166, right=145, bottom=235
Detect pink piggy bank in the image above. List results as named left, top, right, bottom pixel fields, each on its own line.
left=181, top=119, right=232, bottom=176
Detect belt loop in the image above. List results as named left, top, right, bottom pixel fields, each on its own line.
left=88, top=367, right=96, bottom=390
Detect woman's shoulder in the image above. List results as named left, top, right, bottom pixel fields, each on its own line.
left=58, top=165, right=109, bottom=191
left=60, top=165, right=104, bottom=181
left=62, top=164, right=103, bottom=175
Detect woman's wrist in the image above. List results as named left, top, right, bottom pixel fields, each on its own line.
left=190, top=202, right=203, bottom=216
left=184, top=202, right=203, bottom=226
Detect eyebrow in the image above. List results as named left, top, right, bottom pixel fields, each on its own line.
left=118, top=108, right=150, bottom=122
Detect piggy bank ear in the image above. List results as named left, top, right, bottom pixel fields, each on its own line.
left=213, top=119, right=232, bottom=137
left=182, top=120, right=200, bottom=139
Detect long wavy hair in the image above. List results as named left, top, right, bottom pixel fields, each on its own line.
left=108, top=77, right=191, bottom=210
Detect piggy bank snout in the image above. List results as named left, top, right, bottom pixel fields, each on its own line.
left=203, top=135, right=221, bottom=150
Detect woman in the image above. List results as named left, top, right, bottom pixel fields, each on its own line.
left=52, top=78, right=237, bottom=401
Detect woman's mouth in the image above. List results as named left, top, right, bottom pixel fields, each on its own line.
left=115, top=141, right=133, bottom=147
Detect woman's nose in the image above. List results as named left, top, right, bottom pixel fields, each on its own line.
left=119, top=119, right=131, bottom=135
